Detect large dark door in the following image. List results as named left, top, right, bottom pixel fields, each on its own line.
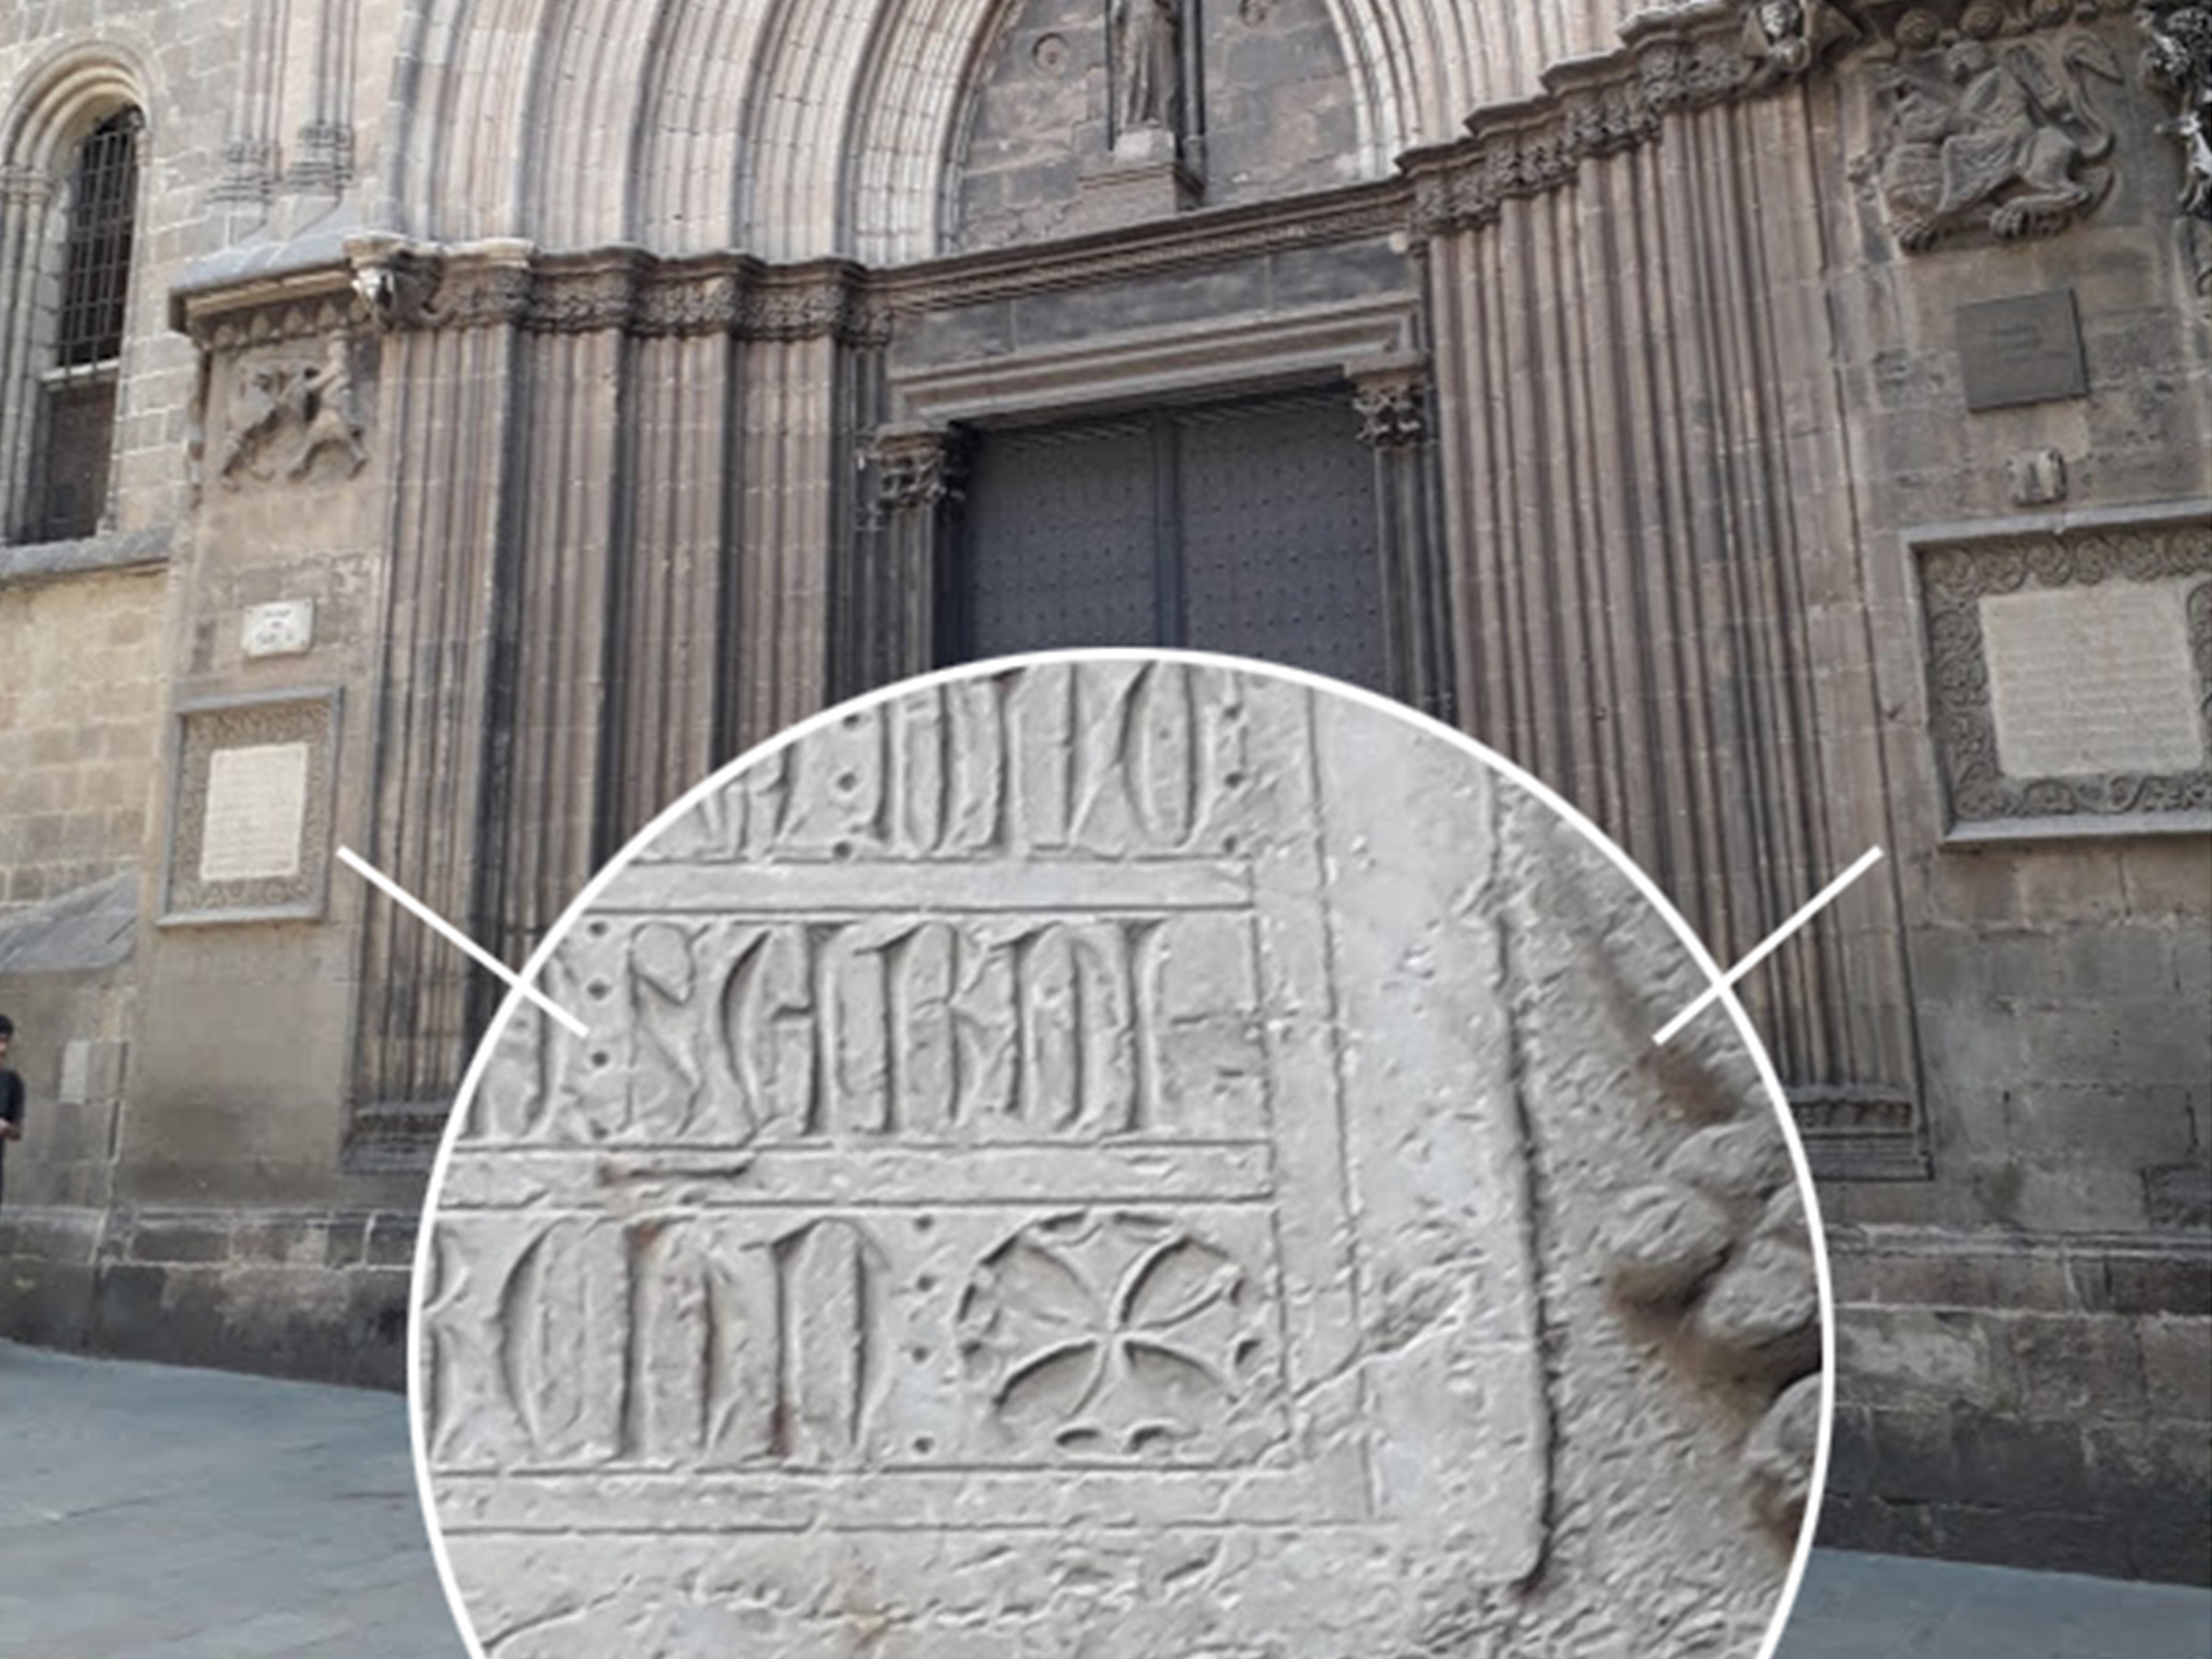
left=959, top=392, right=1385, bottom=689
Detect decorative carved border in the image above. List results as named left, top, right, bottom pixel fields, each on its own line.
left=160, top=688, right=342, bottom=925
left=1914, top=511, right=2212, bottom=841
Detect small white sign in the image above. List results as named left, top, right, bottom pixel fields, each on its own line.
left=242, top=599, right=315, bottom=659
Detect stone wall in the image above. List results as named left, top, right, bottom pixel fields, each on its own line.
left=0, top=563, right=165, bottom=908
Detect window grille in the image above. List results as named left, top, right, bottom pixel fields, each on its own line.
left=54, top=109, right=140, bottom=368
left=33, top=106, right=140, bottom=541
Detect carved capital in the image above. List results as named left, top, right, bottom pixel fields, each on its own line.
left=742, top=265, right=888, bottom=346
left=873, top=426, right=967, bottom=514
left=425, top=241, right=536, bottom=331
left=1349, top=360, right=1430, bottom=451
left=0, top=163, right=51, bottom=209
left=524, top=253, right=644, bottom=335
left=634, top=263, right=747, bottom=337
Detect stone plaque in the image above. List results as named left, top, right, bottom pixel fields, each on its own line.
left=419, top=659, right=1820, bottom=1658
left=164, top=691, right=339, bottom=923
left=1982, top=585, right=2206, bottom=778
left=197, top=742, right=312, bottom=882
left=1956, top=290, right=2087, bottom=412
left=1919, top=520, right=2212, bottom=837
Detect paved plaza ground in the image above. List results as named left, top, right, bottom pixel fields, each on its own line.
left=2, top=1342, right=2205, bottom=1659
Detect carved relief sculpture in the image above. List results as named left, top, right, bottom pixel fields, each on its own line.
left=1739, top=0, right=1864, bottom=89
left=2140, top=2, right=2212, bottom=219
left=417, top=658, right=1825, bottom=1659
left=1866, top=32, right=2124, bottom=249
left=216, top=335, right=369, bottom=488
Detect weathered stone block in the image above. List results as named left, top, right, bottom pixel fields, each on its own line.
left=2008, top=1313, right=2146, bottom=1422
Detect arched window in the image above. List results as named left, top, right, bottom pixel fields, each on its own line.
left=32, top=105, right=142, bottom=541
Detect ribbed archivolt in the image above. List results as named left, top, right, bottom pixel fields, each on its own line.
left=380, top=0, right=1652, bottom=263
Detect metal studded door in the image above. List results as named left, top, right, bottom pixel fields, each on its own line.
left=959, top=393, right=1384, bottom=690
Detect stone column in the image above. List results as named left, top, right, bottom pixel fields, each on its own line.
left=1351, top=356, right=1456, bottom=724
left=855, top=421, right=966, bottom=693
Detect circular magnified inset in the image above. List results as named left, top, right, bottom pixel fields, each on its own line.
left=413, top=653, right=1830, bottom=1659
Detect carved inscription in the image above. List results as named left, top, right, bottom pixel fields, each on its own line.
left=471, top=910, right=1265, bottom=1147
left=1981, top=582, right=2206, bottom=776
left=639, top=662, right=1266, bottom=865
left=425, top=663, right=1568, bottom=1654
left=198, top=742, right=311, bottom=883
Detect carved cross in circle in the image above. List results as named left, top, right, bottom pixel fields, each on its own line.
left=957, top=1209, right=1268, bottom=1458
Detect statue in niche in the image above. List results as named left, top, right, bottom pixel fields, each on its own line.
left=1867, top=34, right=2123, bottom=250
left=1114, top=0, right=1184, bottom=147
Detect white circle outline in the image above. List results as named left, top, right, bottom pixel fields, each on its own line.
left=404, top=646, right=1838, bottom=1659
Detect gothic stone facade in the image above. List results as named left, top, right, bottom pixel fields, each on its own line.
left=0, top=0, right=2206, bottom=1584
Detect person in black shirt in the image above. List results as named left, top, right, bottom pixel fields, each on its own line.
left=0, top=1014, right=22, bottom=1209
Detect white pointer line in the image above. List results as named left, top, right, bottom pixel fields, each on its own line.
left=1653, top=846, right=1888, bottom=1048
left=336, top=846, right=590, bottom=1040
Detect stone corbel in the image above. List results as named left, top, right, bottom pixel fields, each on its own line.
left=344, top=232, right=441, bottom=332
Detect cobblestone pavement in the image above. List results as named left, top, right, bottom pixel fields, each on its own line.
left=3, top=1340, right=2206, bottom=1658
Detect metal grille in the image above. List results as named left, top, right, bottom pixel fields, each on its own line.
left=54, top=109, right=140, bottom=369
left=36, top=378, right=116, bottom=542
left=957, top=393, right=1384, bottom=690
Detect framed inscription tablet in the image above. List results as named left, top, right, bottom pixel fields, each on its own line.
left=1916, top=512, right=2212, bottom=841
left=163, top=688, right=341, bottom=923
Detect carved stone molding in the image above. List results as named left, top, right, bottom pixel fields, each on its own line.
left=1916, top=512, right=2212, bottom=837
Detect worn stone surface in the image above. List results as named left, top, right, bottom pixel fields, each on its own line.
left=421, top=660, right=1814, bottom=1658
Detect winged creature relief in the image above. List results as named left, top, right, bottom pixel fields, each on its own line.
left=1867, top=33, right=2124, bottom=250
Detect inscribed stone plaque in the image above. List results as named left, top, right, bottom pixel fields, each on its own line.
left=1957, top=290, right=2087, bottom=412
left=1981, top=585, right=2206, bottom=778
left=164, top=691, right=339, bottom=923
left=418, top=660, right=1819, bottom=1658
left=1918, top=522, right=2212, bottom=836
left=197, top=743, right=312, bottom=882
